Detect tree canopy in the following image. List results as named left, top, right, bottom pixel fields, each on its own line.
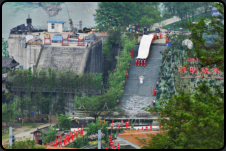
left=141, top=3, right=224, bottom=149
left=184, top=2, right=224, bottom=71
left=142, top=81, right=224, bottom=149
left=94, top=2, right=162, bottom=31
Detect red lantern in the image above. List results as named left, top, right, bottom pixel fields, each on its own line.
left=110, top=141, right=113, bottom=146
left=117, top=143, right=120, bottom=149
left=159, top=125, right=161, bottom=131
left=105, top=147, right=108, bottom=149
left=142, top=127, right=144, bottom=131
left=118, top=133, right=120, bottom=135
left=138, top=59, right=140, bottom=66
left=150, top=126, right=152, bottom=131
left=113, top=146, right=116, bottom=149
left=146, top=126, right=148, bottom=131
left=138, top=128, right=139, bottom=131
left=35, top=135, right=37, bottom=137
left=110, top=134, right=112, bottom=139
left=36, top=140, right=39, bottom=143
left=144, top=60, right=146, bottom=66
left=46, top=143, right=48, bottom=146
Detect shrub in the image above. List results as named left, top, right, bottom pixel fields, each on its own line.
left=163, top=13, right=171, bottom=18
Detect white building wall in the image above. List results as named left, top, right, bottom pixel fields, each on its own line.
left=8, top=38, right=42, bottom=70
left=47, top=23, right=64, bottom=33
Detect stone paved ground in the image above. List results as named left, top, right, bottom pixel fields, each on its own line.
left=119, top=44, right=167, bottom=118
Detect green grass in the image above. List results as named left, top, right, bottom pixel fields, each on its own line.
left=162, top=11, right=212, bottom=32
left=24, top=129, right=31, bottom=132
left=2, top=134, right=9, bottom=140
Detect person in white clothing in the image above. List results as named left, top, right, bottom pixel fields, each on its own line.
left=139, top=76, right=144, bottom=84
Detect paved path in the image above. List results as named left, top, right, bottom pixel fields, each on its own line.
left=151, top=6, right=207, bottom=31
left=119, top=44, right=167, bottom=118
left=2, top=123, right=56, bottom=142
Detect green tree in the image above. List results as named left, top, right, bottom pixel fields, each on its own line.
left=47, top=68, right=53, bottom=124
left=57, top=114, right=71, bottom=131
left=2, top=39, right=9, bottom=74
left=14, top=95, right=29, bottom=126
left=94, top=2, right=139, bottom=29
left=141, top=3, right=224, bottom=149
left=52, top=89, right=69, bottom=116
left=2, top=101, right=18, bottom=126
left=142, top=81, right=224, bottom=149
left=184, top=2, right=224, bottom=71
left=138, top=3, right=161, bottom=30
left=26, top=67, right=33, bottom=122
left=42, top=126, right=57, bottom=144
left=33, top=91, right=45, bottom=123
left=139, top=16, right=154, bottom=30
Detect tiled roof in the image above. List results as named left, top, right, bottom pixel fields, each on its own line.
left=2, top=58, right=19, bottom=69
left=119, top=130, right=168, bottom=147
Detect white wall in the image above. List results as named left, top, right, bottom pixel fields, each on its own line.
left=47, top=23, right=64, bottom=33
left=8, top=38, right=42, bottom=70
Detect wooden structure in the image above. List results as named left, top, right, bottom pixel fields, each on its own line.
left=62, top=33, right=69, bottom=46
left=44, top=33, right=51, bottom=45
left=56, top=131, right=65, bottom=138
left=2, top=58, right=19, bottom=71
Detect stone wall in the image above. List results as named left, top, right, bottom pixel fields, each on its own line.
left=84, top=40, right=103, bottom=73
left=37, top=46, right=89, bottom=74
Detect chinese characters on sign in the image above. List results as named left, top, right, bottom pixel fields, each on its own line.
left=187, top=58, right=224, bottom=63
left=187, top=58, right=198, bottom=62
left=178, top=66, right=223, bottom=79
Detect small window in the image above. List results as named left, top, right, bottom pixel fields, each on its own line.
left=52, top=23, right=55, bottom=29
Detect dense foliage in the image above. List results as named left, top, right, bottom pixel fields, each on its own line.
left=184, top=2, right=224, bottom=72
left=142, top=82, right=224, bottom=149
left=2, top=39, right=9, bottom=74
left=74, top=34, right=136, bottom=121
left=9, top=67, right=102, bottom=89
left=86, top=117, right=109, bottom=141
left=141, top=3, right=224, bottom=149
left=42, top=126, right=57, bottom=144
left=2, top=101, right=18, bottom=126
left=94, top=2, right=162, bottom=31
left=57, top=114, right=71, bottom=131
left=11, top=139, right=46, bottom=149
left=163, top=2, right=214, bottom=24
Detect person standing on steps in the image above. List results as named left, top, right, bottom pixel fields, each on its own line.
left=125, top=70, right=129, bottom=79
left=117, top=99, right=119, bottom=105
left=139, top=76, right=144, bottom=84
left=152, top=99, right=155, bottom=106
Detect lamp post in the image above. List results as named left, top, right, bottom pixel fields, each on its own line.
left=174, top=24, right=175, bottom=34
